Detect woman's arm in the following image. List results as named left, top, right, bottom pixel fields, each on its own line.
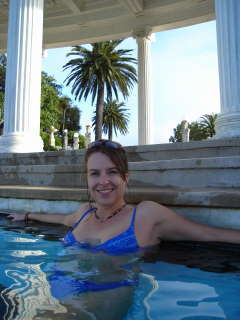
left=7, top=204, right=88, bottom=227
left=141, top=201, right=240, bottom=245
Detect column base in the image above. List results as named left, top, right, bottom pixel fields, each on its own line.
left=214, top=112, right=240, bottom=139
left=0, top=133, right=44, bottom=153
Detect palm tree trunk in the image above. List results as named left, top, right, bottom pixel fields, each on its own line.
left=62, top=109, right=66, bottom=132
left=95, top=85, right=104, bottom=140
left=108, top=124, right=113, bottom=140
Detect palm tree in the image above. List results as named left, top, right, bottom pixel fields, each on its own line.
left=92, top=99, right=129, bottom=140
left=58, top=96, right=72, bottom=132
left=63, top=40, right=137, bottom=140
left=200, top=113, right=218, bottom=137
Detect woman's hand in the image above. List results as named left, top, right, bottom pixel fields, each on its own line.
left=7, top=213, right=26, bottom=221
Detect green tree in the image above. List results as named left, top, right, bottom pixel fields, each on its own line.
left=65, top=106, right=81, bottom=132
left=58, top=96, right=72, bottom=132
left=0, top=54, right=6, bottom=93
left=169, top=113, right=218, bottom=142
left=40, top=72, right=62, bottom=132
left=0, top=54, right=7, bottom=68
left=92, top=99, right=129, bottom=140
left=169, top=123, right=182, bottom=143
left=200, top=113, right=218, bottom=138
left=189, top=121, right=208, bottom=141
left=40, top=72, right=82, bottom=151
left=63, top=40, right=137, bottom=140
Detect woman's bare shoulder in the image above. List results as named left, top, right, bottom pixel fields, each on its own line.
left=136, top=201, right=169, bottom=215
left=135, top=200, right=178, bottom=225
left=134, top=201, right=169, bottom=246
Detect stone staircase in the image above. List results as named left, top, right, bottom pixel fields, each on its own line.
left=0, top=139, right=240, bottom=228
left=0, top=138, right=239, bottom=165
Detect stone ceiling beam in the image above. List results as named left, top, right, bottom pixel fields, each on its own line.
left=120, top=0, right=143, bottom=15
left=0, top=0, right=215, bottom=51
left=62, top=0, right=84, bottom=14
left=43, top=1, right=214, bottom=49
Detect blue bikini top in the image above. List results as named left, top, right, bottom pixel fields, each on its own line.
left=63, top=207, right=140, bottom=255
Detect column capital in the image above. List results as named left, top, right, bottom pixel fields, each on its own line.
left=133, top=26, right=153, bottom=40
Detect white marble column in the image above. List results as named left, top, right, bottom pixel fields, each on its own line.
left=136, top=33, right=152, bottom=145
left=0, top=0, right=44, bottom=152
left=214, top=0, right=240, bottom=139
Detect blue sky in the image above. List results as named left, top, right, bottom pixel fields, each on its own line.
left=42, top=20, right=220, bottom=146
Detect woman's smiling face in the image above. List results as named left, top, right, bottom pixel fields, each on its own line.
left=87, top=152, right=128, bottom=207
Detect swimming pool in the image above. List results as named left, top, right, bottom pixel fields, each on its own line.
left=1, top=213, right=240, bottom=320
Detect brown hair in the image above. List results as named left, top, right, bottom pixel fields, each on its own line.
left=85, top=140, right=128, bottom=181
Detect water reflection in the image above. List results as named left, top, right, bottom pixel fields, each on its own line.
left=0, top=263, right=66, bottom=320
left=2, top=218, right=239, bottom=319
left=140, top=261, right=238, bottom=320
left=0, top=220, right=151, bottom=320
left=10, top=250, right=46, bottom=258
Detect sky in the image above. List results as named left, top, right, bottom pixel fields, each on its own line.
left=42, top=20, right=220, bottom=147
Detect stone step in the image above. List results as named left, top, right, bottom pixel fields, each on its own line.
left=127, top=139, right=240, bottom=161
left=0, top=164, right=87, bottom=187
left=129, top=155, right=240, bottom=189
left=0, top=185, right=239, bottom=209
left=0, top=156, right=240, bottom=190
left=0, top=139, right=239, bottom=165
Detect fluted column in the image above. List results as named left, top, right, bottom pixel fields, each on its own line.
left=136, top=32, right=152, bottom=145
left=0, top=0, right=44, bottom=152
left=214, top=0, right=240, bottom=139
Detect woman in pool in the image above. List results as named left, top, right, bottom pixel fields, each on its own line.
left=8, top=139, right=240, bottom=252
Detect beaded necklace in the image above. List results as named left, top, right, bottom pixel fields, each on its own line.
left=94, top=203, right=127, bottom=223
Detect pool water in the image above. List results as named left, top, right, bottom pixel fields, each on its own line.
left=1, top=213, right=240, bottom=320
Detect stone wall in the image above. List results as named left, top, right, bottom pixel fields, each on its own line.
left=0, top=139, right=240, bottom=229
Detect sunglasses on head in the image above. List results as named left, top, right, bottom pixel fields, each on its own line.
left=88, top=140, right=122, bottom=149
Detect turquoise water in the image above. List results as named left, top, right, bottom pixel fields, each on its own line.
left=1, top=214, right=240, bottom=320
